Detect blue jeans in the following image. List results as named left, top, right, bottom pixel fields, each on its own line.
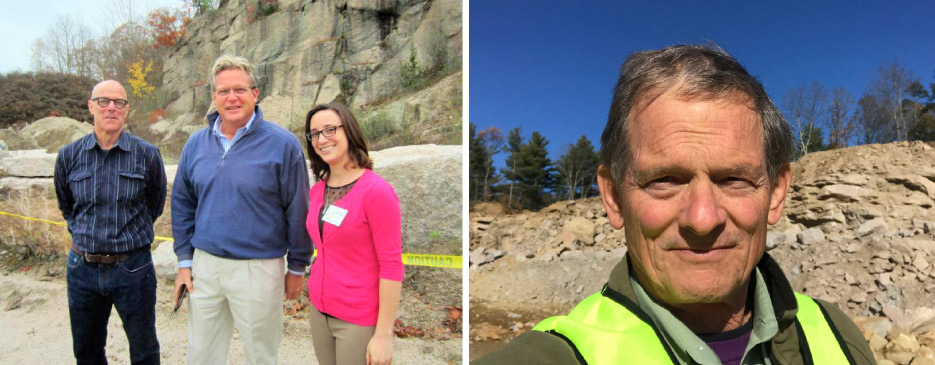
left=66, top=249, right=160, bottom=364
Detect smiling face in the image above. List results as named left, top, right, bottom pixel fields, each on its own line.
left=598, top=87, right=791, bottom=308
left=211, top=68, right=259, bottom=127
left=308, top=109, right=350, bottom=167
left=88, top=80, right=128, bottom=135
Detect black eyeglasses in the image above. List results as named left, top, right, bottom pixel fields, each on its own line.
left=91, top=97, right=128, bottom=109
left=306, top=125, right=343, bottom=141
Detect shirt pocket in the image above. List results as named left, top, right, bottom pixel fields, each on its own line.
left=117, top=170, right=146, bottom=203
left=67, top=170, right=94, bottom=205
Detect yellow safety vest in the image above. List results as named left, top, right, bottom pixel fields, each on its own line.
left=533, top=287, right=855, bottom=364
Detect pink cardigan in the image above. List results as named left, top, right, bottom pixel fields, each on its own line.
left=306, top=169, right=404, bottom=326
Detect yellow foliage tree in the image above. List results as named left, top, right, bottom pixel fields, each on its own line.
left=127, top=59, right=155, bottom=99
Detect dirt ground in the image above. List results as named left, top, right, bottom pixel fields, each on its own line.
left=0, top=255, right=462, bottom=364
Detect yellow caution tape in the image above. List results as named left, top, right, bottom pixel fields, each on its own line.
left=0, top=210, right=462, bottom=269
left=402, top=253, right=463, bottom=269
left=0, top=210, right=67, bottom=226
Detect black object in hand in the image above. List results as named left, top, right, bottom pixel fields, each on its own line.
left=174, top=284, right=188, bottom=312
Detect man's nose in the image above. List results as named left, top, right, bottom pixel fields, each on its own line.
left=679, top=180, right=726, bottom=236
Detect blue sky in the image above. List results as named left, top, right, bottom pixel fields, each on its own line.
left=470, top=1, right=935, bottom=166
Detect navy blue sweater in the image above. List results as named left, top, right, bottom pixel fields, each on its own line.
left=171, top=106, right=312, bottom=272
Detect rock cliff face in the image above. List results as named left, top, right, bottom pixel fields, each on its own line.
left=469, top=141, right=935, bottom=363
left=151, top=0, right=461, bottom=154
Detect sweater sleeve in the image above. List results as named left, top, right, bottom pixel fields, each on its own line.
left=171, top=138, right=197, bottom=263
left=281, top=146, right=312, bottom=273
left=364, top=179, right=404, bottom=281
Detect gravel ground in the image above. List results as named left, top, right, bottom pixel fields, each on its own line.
left=0, top=260, right=461, bottom=364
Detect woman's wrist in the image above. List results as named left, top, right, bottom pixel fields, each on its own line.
left=372, top=330, right=393, bottom=339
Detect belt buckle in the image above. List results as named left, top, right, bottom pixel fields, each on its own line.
left=83, top=252, right=118, bottom=264
left=99, top=253, right=117, bottom=264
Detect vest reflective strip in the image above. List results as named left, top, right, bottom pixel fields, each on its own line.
left=533, top=293, right=673, bottom=364
left=794, top=293, right=853, bottom=364
left=534, top=291, right=850, bottom=364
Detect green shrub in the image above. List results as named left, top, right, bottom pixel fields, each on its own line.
left=360, top=110, right=398, bottom=143
left=258, top=0, right=278, bottom=16
left=400, top=45, right=430, bottom=91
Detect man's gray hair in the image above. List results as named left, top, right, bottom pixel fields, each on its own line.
left=600, top=43, right=793, bottom=190
left=210, top=55, right=257, bottom=90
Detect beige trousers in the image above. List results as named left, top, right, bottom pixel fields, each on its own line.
left=309, top=308, right=376, bottom=365
left=187, top=249, right=284, bottom=365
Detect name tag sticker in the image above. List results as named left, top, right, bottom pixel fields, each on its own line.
left=322, top=205, right=348, bottom=227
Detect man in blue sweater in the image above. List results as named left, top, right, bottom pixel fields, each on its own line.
left=171, top=55, right=312, bottom=364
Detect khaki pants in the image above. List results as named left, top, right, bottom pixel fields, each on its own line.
left=309, top=308, right=376, bottom=365
left=187, top=249, right=284, bottom=365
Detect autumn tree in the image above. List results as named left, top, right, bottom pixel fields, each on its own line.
left=102, top=0, right=145, bottom=31
left=854, top=94, right=887, bottom=145
left=784, top=82, right=827, bottom=158
left=869, top=62, right=918, bottom=142
left=826, top=87, right=855, bottom=149
left=469, top=124, right=505, bottom=204
left=476, top=125, right=504, bottom=202
left=127, top=59, right=155, bottom=99
left=31, top=15, right=96, bottom=78
left=555, top=135, right=599, bottom=200
left=147, top=7, right=191, bottom=49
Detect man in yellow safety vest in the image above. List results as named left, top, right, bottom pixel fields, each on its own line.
left=474, top=44, right=875, bottom=365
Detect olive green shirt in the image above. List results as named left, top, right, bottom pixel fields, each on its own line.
left=632, top=269, right=779, bottom=365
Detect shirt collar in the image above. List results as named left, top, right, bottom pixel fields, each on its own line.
left=85, top=131, right=132, bottom=151
left=213, top=112, right=257, bottom=138
left=631, top=267, right=778, bottom=364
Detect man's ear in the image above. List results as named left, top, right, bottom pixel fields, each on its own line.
left=767, top=163, right=793, bottom=225
left=597, top=165, right=625, bottom=229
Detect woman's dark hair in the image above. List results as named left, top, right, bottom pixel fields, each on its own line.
left=304, top=102, right=373, bottom=181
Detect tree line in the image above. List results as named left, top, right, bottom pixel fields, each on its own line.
left=787, top=62, right=935, bottom=157
left=469, top=124, right=599, bottom=212
left=470, top=62, right=935, bottom=211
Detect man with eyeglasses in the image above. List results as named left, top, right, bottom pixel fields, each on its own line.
left=54, top=80, right=167, bottom=364
left=171, top=55, right=311, bottom=364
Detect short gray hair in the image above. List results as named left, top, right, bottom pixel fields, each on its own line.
left=210, top=55, right=257, bottom=90
left=600, top=43, right=793, bottom=188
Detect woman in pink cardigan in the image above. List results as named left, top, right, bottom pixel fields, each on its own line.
left=303, top=102, right=404, bottom=365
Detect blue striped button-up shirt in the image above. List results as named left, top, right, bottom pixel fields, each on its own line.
left=54, top=131, right=167, bottom=253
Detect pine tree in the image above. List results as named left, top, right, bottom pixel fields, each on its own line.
left=501, top=127, right=523, bottom=210
left=468, top=123, right=491, bottom=204
left=502, top=130, right=554, bottom=211
left=556, top=135, right=599, bottom=200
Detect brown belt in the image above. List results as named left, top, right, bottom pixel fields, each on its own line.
left=71, top=247, right=138, bottom=264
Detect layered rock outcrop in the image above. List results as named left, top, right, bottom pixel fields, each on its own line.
left=151, top=0, right=462, bottom=155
